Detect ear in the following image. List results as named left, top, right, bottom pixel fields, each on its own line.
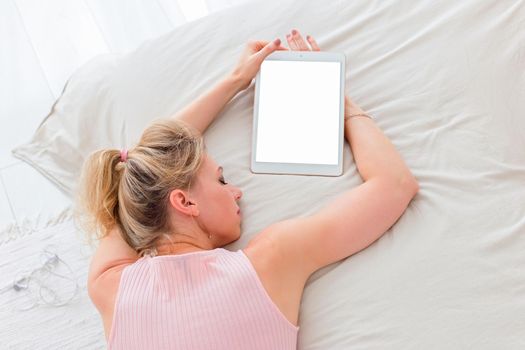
left=168, top=189, right=199, bottom=216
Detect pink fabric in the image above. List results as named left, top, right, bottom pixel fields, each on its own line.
left=108, top=248, right=299, bottom=350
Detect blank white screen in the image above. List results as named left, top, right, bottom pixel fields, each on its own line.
left=255, top=60, right=341, bottom=165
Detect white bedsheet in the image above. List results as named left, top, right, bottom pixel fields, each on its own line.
left=5, top=0, right=525, bottom=348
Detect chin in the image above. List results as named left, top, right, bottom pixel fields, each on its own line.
left=232, top=228, right=242, bottom=242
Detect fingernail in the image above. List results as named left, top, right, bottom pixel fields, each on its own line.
left=306, top=35, right=310, bottom=40
left=273, top=38, right=280, bottom=45
left=286, top=34, right=291, bottom=38
left=292, top=29, right=297, bottom=35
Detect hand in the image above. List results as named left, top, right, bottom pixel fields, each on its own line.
left=231, top=38, right=289, bottom=91
left=284, top=28, right=321, bottom=51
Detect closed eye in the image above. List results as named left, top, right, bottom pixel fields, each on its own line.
left=219, top=177, right=228, bottom=185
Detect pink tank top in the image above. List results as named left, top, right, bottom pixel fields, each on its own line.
left=107, top=248, right=299, bottom=349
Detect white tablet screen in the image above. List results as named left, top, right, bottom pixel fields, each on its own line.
left=256, top=60, right=341, bottom=165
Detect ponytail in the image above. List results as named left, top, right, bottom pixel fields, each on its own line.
left=74, top=149, right=125, bottom=242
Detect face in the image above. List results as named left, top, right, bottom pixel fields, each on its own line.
left=168, top=152, right=243, bottom=247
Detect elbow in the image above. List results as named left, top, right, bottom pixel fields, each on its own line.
left=399, top=174, right=419, bottom=198
left=373, top=174, right=419, bottom=202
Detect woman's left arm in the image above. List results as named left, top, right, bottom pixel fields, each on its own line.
left=172, top=75, right=245, bottom=135
left=172, top=37, right=287, bottom=135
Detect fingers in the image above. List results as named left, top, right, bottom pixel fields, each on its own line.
left=306, top=35, right=321, bottom=51
left=285, top=29, right=321, bottom=51
left=292, top=29, right=310, bottom=50
left=286, top=29, right=304, bottom=50
left=254, top=38, right=289, bottom=62
left=286, top=33, right=298, bottom=50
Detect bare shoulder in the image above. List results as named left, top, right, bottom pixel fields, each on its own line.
left=88, top=264, right=130, bottom=339
left=244, top=215, right=326, bottom=278
left=87, top=226, right=139, bottom=339
left=242, top=223, right=314, bottom=328
left=88, top=226, right=139, bottom=282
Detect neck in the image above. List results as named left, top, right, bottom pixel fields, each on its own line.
left=155, top=240, right=213, bottom=256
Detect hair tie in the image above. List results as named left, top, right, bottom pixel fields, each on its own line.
left=120, top=149, right=128, bottom=163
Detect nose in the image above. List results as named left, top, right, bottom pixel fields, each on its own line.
left=233, top=187, right=242, bottom=200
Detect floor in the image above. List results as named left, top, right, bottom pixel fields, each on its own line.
left=0, top=0, right=255, bottom=238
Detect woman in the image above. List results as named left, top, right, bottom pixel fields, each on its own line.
left=76, top=29, right=419, bottom=350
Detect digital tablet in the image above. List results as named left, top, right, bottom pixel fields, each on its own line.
left=251, top=50, right=346, bottom=176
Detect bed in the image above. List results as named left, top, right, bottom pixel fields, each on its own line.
left=3, top=0, right=525, bottom=348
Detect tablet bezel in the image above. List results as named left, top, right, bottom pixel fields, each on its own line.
left=251, top=50, right=346, bottom=177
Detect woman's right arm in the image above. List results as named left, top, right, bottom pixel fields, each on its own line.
left=257, top=96, right=419, bottom=277
left=246, top=31, right=420, bottom=278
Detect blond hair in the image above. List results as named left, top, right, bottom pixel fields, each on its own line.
left=73, top=118, right=206, bottom=257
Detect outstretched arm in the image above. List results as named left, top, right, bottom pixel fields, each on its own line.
left=172, top=37, right=287, bottom=135
left=172, top=74, right=245, bottom=135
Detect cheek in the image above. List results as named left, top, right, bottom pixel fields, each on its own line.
left=207, top=187, right=233, bottom=216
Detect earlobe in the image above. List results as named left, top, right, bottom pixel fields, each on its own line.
left=187, top=201, right=199, bottom=216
